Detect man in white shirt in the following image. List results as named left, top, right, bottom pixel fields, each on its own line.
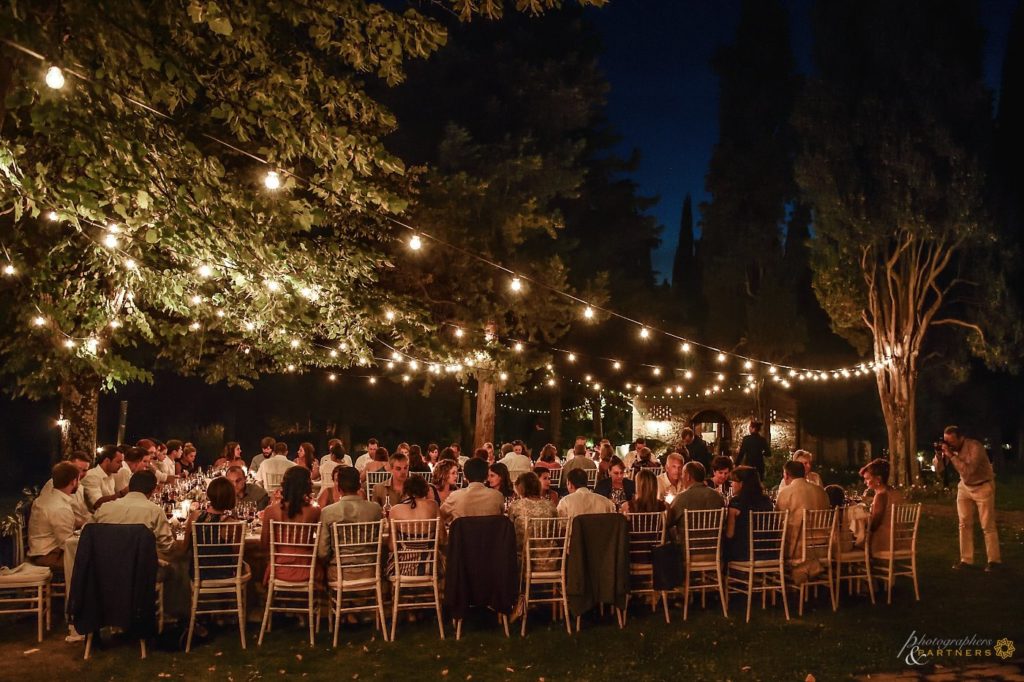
left=28, top=462, right=81, bottom=568
left=250, top=436, right=275, bottom=474
left=320, top=441, right=353, bottom=486
left=623, top=437, right=647, bottom=470
left=657, top=452, right=686, bottom=500
left=81, top=445, right=124, bottom=511
left=353, top=438, right=379, bottom=472
left=150, top=439, right=176, bottom=484
left=40, top=451, right=92, bottom=527
left=775, top=460, right=830, bottom=560
left=114, top=446, right=153, bottom=493
left=497, top=440, right=533, bottom=482
left=557, top=468, right=615, bottom=522
left=93, top=470, right=176, bottom=560
left=777, top=450, right=823, bottom=489
left=441, top=458, right=505, bottom=524
left=255, top=441, right=295, bottom=489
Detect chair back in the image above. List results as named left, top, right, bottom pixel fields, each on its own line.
left=191, top=521, right=246, bottom=582
left=584, top=468, right=599, bottom=489
left=627, top=512, right=666, bottom=565
left=409, top=471, right=432, bottom=483
left=365, top=470, right=391, bottom=498
left=800, top=509, right=836, bottom=562
left=748, top=510, right=788, bottom=563
left=390, top=518, right=441, bottom=579
left=889, top=503, right=921, bottom=555
left=834, top=505, right=868, bottom=554
left=546, top=469, right=562, bottom=488
left=523, top=517, right=569, bottom=576
left=455, top=470, right=465, bottom=488
left=262, top=472, right=285, bottom=493
left=683, top=508, right=725, bottom=565
left=647, top=466, right=665, bottom=478
left=331, top=520, right=384, bottom=582
left=267, top=521, right=318, bottom=585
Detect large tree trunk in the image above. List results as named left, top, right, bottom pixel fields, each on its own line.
left=474, top=380, right=496, bottom=448
left=875, top=356, right=919, bottom=487
left=59, top=375, right=100, bottom=457
left=549, top=385, right=562, bottom=452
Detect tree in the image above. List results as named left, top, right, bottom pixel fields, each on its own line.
left=0, top=0, right=598, bottom=454
left=671, top=194, right=698, bottom=314
left=794, top=0, right=1021, bottom=485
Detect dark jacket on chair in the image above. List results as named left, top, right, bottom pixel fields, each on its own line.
left=444, top=516, right=519, bottom=619
left=68, top=523, right=158, bottom=637
left=565, top=513, right=629, bottom=616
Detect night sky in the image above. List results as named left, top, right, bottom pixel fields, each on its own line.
left=592, top=0, right=1018, bottom=282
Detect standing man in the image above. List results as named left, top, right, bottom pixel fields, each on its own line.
left=935, top=425, right=1001, bottom=571
left=735, top=419, right=770, bottom=481
left=682, top=427, right=712, bottom=471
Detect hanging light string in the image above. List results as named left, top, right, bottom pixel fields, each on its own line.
left=1, top=38, right=881, bottom=378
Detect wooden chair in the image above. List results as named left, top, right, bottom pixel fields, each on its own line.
left=584, top=469, right=599, bottom=489
left=327, top=520, right=387, bottom=646
left=388, top=518, right=444, bottom=641
left=186, top=522, right=250, bottom=652
left=520, top=517, right=571, bottom=636
left=258, top=521, right=319, bottom=646
left=647, top=466, right=665, bottom=478
left=624, top=511, right=670, bottom=624
left=261, top=472, right=285, bottom=494
left=872, top=503, right=921, bottom=605
left=0, top=566, right=51, bottom=642
left=833, top=505, right=875, bottom=606
left=409, top=471, right=433, bottom=483
left=681, top=508, right=727, bottom=620
left=726, top=510, right=790, bottom=623
left=788, top=509, right=836, bottom=616
left=365, top=470, right=390, bottom=499
left=546, top=469, right=562, bottom=489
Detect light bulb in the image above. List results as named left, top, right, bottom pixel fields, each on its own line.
left=3, top=264, right=16, bottom=276
left=109, top=319, right=122, bottom=329
left=402, top=374, right=410, bottom=382
left=191, top=295, right=203, bottom=305
left=328, top=373, right=337, bottom=381
left=499, top=372, right=508, bottom=381
left=264, top=170, right=281, bottom=190
left=593, top=383, right=601, bottom=390
left=717, top=353, right=727, bottom=363
left=45, top=65, right=65, bottom=89
left=384, top=310, right=396, bottom=321
left=243, top=347, right=251, bottom=355
left=198, top=264, right=213, bottom=278
left=513, top=342, right=523, bottom=352
left=125, top=259, right=138, bottom=270
left=47, top=211, right=59, bottom=221
left=107, top=223, right=121, bottom=234
left=409, top=234, right=422, bottom=250
left=684, top=370, right=693, bottom=380
left=510, top=277, right=522, bottom=292
left=717, top=373, right=725, bottom=382
left=339, top=342, right=348, bottom=351
left=368, top=376, right=377, bottom=385
left=743, top=360, right=753, bottom=370
left=652, top=367, right=661, bottom=376
left=265, top=280, right=280, bottom=292
left=189, top=322, right=200, bottom=331
left=409, top=360, right=419, bottom=370
left=546, top=378, right=556, bottom=386
left=33, top=316, right=46, bottom=327
left=567, top=353, right=576, bottom=362
left=244, top=321, right=255, bottom=331
left=583, top=306, right=594, bottom=319
left=64, top=338, right=75, bottom=349
left=387, top=361, right=395, bottom=369
left=391, top=351, right=401, bottom=361
left=635, top=384, right=643, bottom=392
left=625, top=383, right=632, bottom=390
left=681, top=342, right=691, bottom=353
left=769, top=366, right=778, bottom=375
left=287, top=363, right=296, bottom=372
left=216, top=309, right=225, bottom=318
left=454, top=328, right=464, bottom=338
left=329, top=349, right=338, bottom=358
left=85, top=338, right=99, bottom=354
left=613, top=361, right=621, bottom=370
left=299, top=286, right=317, bottom=300
left=103, top=233, right=119, bottom=249
left=290, top=339, right=300, bottom=348
left=584, top=374, right=593, bottom=382
left=639, top=327, right=650, bottom=339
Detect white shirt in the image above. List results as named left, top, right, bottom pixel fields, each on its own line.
left=657, top=473, right=685, bottom=500
left=41, top=478, right=90, bottom=527
left=497, top=452, right=533, bottom=480
left=81, top=465, right=117, bottom=511
left=778, top=471, right=823, bottom=491
left=556, top=487, right=616, bottom=521
left=28, top=487, right=76, bottom=558
left=354, top=452, right=371, bottom=472
left=93, top=491, right=175, bottom=558
left=255, top=454, right=295, bottom=487
left=153, top=456, right=176, bottom=483
left=319, top=456, right=352, bottom=486
left=114, top=461, right=132, bottom=492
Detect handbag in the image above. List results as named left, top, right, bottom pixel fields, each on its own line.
left=651, top=542, right=684, bottom=590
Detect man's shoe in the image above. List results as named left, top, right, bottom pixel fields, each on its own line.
left=951, top=561, right=973, bottom=570
left=984, top=562, right=1001, bottom=573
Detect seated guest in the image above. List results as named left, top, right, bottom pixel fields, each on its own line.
left=657, top=452, right=687, bottom=500
left=432, top=460, right=461, bottom=504
left=623, top=437, right=647, bottom=469
left=353, top=438, right=380, bottom=472
left=360, top=446, right=390, bottom=482
left=596, top=443, right=615, bottom=481
left=294, top=442, right=321, bottom=482
left=708, top=456, right=734, bottom=498
left=622, top=469, right=665, bottom=515
left=255, top=440, right=296, bottom=488
left=629, top=445, right=660, bottom=477
left=666, top=462, right=725, bottom=541
left=408, top=445, right=432, bottom=473
left=594, top=456, right=635, bottom=507
left=41, top=451, right=92, bottom=527
left=778, top=450, right=823, bottom=490
left=319, top=442, right=353, bottom=493
left=371, top=452, right=410, bottom=509
left=94, top=470, right=176, bottom=560
left=534, top=444, right=562, bottom=471
left=440, top=458, right=505, bottom=524
left=151, top=441, right=177, bottom=484
left=165, top=439, right=184, bottom=479
left=723, top=466, right=774, bottom=563
left=316, top=467, right=382, bottom=561
left=260, top=466, right=321, bottom=582
left=115, top=446, right=153, bottom=493
left=559, top=443, right=597, bottom=492
left=775, top=460, right=830, bottom=559
left=178, top=443, right=198, bottom=476
left=81, top=444, right=124, bottom=512
left=487, top=462, right=515, bottom=501
left=861, top=458, right=904, bottom=558
left=426, top=443, right=441, bottom=466
left=508, top=472, right=557, bottom=552
left=438, top=446, right=459, bottom=465
left=250, top=437, right=275, bottom=474
left=557, top=468, right=615, bottom=522
left=28, top=462, right=81, bottom=568
left=212, top=441, right=243, bottom=469
left=178, top=477, right=239, bottom=565
left=390, top=475, right=439, bottom=522
left=225, top=465, right=270, bottom=510
left=824, top=484, right=846, bottom=509
left=535, top=467, right=560, bottom=505
left=498, top=441, right=533, bottom=482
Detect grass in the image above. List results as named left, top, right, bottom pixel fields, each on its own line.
left=0, top=507, right=1021, bottom=682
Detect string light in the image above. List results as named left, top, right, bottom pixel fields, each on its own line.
left=384, top=310, right=396, bottom=321
left=263, top=170, right=281, bottom=190
left=684, top=370, right=693, bottom=379
left=109, top=319, right=122, bottom=329
left=454, top=328, right=464, bottom=338
left=716, top=353, right=727, bottom=363
left=409, top=360, right=419, bottom=370
left=510, top=277, right=522, bottom=292
left=716, top=373, right=725, bottom=382
left=46, top=211, right=59, bottom=221
left=265, top=280, right=280, bottom=292
left=583, top=306, right=595, bottom=319
left=743, top=360, right=753, bottom=370
left=546, top=378, right=556, bottom=386
left=32, top=315, right=46, bottom=327
left=102, top=233, right=118, bottom=248
left=408, top=234, right=422, bottom=250
left=44, top=65, right=65, bottom=89
left=681, top=342, right=691, bottom=353
left=613, top=361, right=621, bottom=370
left=513, top=342, right=523, bottom=352
left=63, top=338, right=75, bottom=349
left=3, top=264, right=16, bottom=276
left=290, top=338, right=300, bottom=348
left=567, top=353, right=576, bottom=362
left=286, top=363, right=296, bottom=372
left=584, top=374, right=593, bottom=382
left=189, top=322, right=200, bottom=331
left=639, top=327, right=650, bottom=339
left=197, top=264, right=213, bottom=278
left=215, top=309, right=225, bottom=318
left=768, top=366, right=778, bottom=375
left=652, top=367, right=661, bottom=376
left=499, top=371, right=508, bottom=381
left=328, top=373, right=337, bottom=381
left=125, top=258, right=138, bottom=270
left=329, top=349, right=338, bottom=358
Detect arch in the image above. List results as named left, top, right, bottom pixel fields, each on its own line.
left=690, top=410, right=732, bottom=456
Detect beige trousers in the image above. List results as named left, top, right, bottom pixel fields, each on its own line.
left=956, top=480, right=1000, bottom=564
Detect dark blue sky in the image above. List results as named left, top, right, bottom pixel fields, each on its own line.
left=592, top=0, right=1018, bottom=282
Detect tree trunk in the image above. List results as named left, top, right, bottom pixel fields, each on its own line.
left=59, top=375, right=100, bottom=457
left=460, top=390, right=474, bottom=452
left=875, top=358, right=918, bottom=487
left=590, top=396, right=603, bottom=440
left=474, top=380, right=496, bottom=448
left=549, top=386, right=562, bottom=452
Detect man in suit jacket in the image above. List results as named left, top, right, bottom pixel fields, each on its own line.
left=317, top=467, right=382, bottom=560
left=441, top=458, right=505, bottom=524
left=775, top=461, right=830, bottom=560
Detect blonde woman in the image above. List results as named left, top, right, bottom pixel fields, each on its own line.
left=622, top=469, right=665, bottom=514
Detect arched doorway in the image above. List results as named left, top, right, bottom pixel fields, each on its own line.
left=691, top=410, right=732, bottom=456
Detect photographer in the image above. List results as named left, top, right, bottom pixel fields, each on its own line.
left=933, top=425, right=1001, bottom=571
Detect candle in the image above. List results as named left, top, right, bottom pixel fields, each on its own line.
left=665, top=493, right=675, bottom=505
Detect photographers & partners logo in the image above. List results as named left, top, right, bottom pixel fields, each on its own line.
left=898, top=631, right=1015, bottom=666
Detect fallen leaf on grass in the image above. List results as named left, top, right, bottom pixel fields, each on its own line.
left=741, top=666, right=751, bottom=673
left=22, top=649, right=39, bottom=655
left=157, top=675, right=172, bottom=679
left=296, top=654, right=303, bottom=661
left=441, top=670, right=448, bottom=676
left=805, top=675, right=816, bottom=682
left=215, top=652, right=223, bottom=657
left=506, top=668, right=515, bottom=673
